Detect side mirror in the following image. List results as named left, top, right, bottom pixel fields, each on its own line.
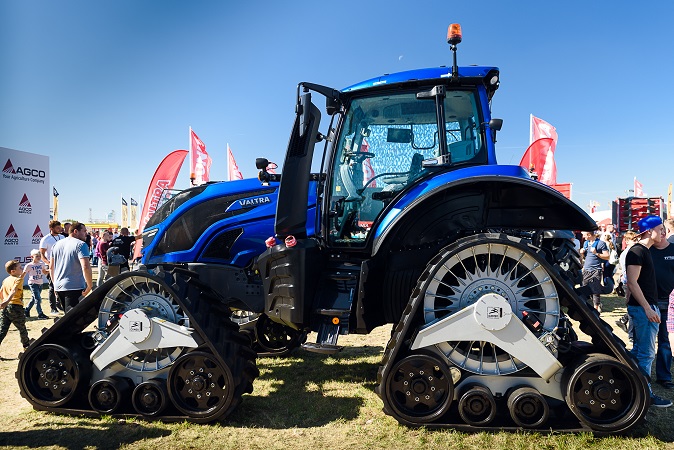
left=256, top=158, right=269, bottom=170
left=326, top=96, right=340, bottom=116
left=488, top=118, right=503, bottom=142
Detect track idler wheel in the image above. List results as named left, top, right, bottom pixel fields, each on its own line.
left=18, top=343, right=88, bottom=407
left=384, top=354, right=453, bottom=423
left=88, top=377, right=133, bottom=414
left=254, top=314, right=303, bottom=355
left=458, top=385, right=497, bottom=426
left=507, top=386, right=550, bottom=428
left=167, top=351, right=234, bottom=422
left=132, top=378, right=169, bottom=417
left=563, top=354, right=648, bottom=433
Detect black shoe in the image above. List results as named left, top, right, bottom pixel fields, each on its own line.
left=615, top=319, right=628, bottom=333
left=37, top=314, right=49, bottom=320
left=657, top=381, right=674, bottom=389
left=651, top=395, right=672, bottom=408
left=24, top=309, right=30, bottom=318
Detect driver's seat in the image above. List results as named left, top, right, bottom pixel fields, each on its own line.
left=406, top=153, right=424, bottom=184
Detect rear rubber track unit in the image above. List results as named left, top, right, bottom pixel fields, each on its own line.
left=375, top=233, right=650, bottom=434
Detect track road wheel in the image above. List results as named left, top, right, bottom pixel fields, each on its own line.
left=384, top=354, right=453, bottom=423
left=18, top=343, right=87, bottom=407
left=507, top=386, right=549, bottom=428
left=168, top=351, right=234, bottom=422
left=564, top=354, right=648, bottom=433
left=88, top=377, right=133, bottom=414
left=133, top=379, right=169, bottom=417
left=458, top=385, right=497, bottom=426
left=254, top=314, right=304, bottom=355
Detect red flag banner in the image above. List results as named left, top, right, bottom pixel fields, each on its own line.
left=134, top=150, right=188, bottom=260
left=190, top=129, right=212, bottom=184
left=519, top=137, right=557, bottom=185
left=530, top=115, right=558, bottom=144
left=138, top=150, right=188, bottom=233
left=227, top=144, right=243, bottom=181
left=634, top=178, right=644, bottom=197
left=551, top=182, right=572, bottom=200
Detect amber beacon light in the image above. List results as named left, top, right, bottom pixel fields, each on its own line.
left=447, top=23, right=462, bottom=45
left=447, top=23, right=462, bottom=79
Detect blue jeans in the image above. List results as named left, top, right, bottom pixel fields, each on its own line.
left=657, top=306, right=672, bottom=382
left=25, top=284, right=44, bottom=316
left=628, top=304, right=660, bottom=380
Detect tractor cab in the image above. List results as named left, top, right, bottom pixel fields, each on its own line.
left=327, top=84, right=493, bottom=247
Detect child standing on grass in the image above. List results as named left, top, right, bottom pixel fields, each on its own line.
left=0, top=260, right=31, bottom=353
left=23, top=249, right=48, bottom=319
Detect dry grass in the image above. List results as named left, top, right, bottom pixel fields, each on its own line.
left=1, top=289, right=673, bottom=449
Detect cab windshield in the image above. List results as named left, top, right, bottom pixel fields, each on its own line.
left=327, top=89, right=484, bottom=246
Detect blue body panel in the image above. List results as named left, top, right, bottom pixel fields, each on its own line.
left=142, top=179, right=318, bottom=268
left=342, top=66, right=498, bottom=92
left=373, top=165, right=530, bottom=241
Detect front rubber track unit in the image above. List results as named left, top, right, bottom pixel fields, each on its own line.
left=16, top=267, right=258, bottom=423
left=375, top=233, right=650, bottom=433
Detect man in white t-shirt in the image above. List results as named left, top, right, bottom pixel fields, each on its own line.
left=39, top=220, right=65, bottom=315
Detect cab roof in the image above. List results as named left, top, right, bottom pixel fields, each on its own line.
left=342, top=66, right=499, bottom=93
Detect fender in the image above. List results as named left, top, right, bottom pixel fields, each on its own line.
left=371, top=165, right=595, bottom=256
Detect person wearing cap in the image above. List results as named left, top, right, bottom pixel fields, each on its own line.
left=579, top=230, right=610, bottom=313
left=650, top=218, right=674, bottom=389
left=625, top=214, right=672, bottom=407
left=23, top=249, right=48, bottom=320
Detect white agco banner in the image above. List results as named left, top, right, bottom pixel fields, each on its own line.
left=0, top=147, right=50, bottom=271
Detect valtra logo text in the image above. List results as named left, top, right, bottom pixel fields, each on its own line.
left=32, top=225, right=44, bottom=245
left=4, top=224, right=19, bottom=245
left=18, top=193, right=32, bottom=214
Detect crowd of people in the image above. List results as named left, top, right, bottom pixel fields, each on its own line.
left=0, top=220, right=141, bottom=358
left=576, top=216, right=674, bottom=408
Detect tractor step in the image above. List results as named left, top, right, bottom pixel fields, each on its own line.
left=301, top=342, right=344, bottom=354
left=302, top=322, right=344, bottom=355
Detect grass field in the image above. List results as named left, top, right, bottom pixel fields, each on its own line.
left=1, top=289, right=673, bottom=449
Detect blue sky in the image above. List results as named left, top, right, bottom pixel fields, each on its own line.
left=2, top=0, right=673, bottom=223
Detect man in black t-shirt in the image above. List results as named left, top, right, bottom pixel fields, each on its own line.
left=651, top=231, right=674, bottom=389
left=109, top=227, right=140, bottom=272
left=626, top=215, right=671, bottom=407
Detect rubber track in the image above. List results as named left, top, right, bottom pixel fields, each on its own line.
left=16, top=268, right=258, bottom=422
left=375, top=233, right=650, bottom=433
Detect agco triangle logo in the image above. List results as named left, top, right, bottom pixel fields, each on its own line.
left=2, top=158, right=46, bottom=180
left=18, top=193, right=32, bottom=214
left=3, top=159, right=15, bottom=174
left=32, top=225, right=43, bottom=244
left=4, top=224, right=19, bottom=245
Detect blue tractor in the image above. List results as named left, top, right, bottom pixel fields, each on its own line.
left=17, top=24, right=649, bottom=432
